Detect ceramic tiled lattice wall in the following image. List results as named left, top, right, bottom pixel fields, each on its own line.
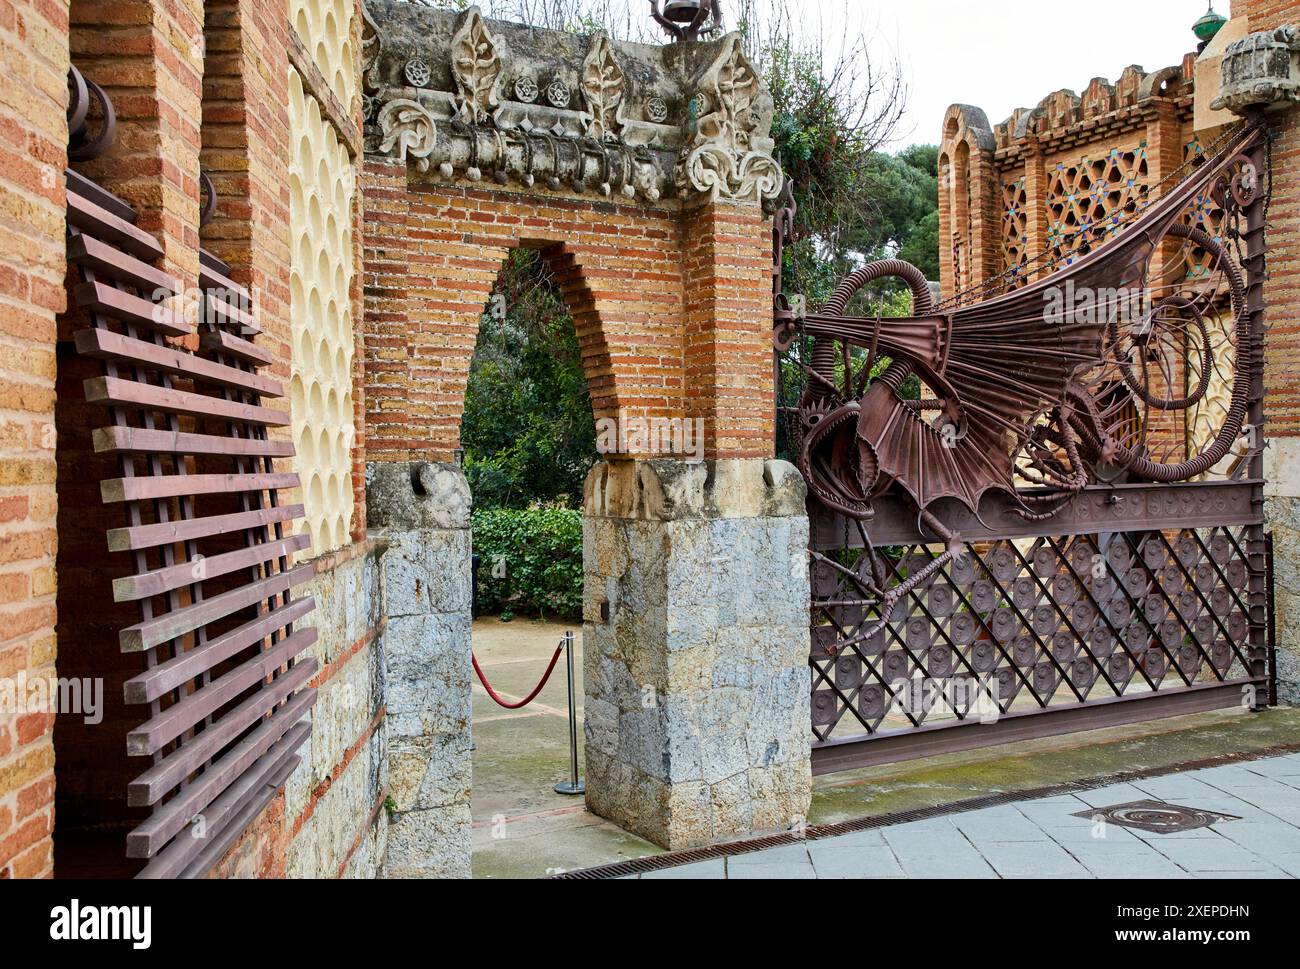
left=1045, top=142, right=1151, bottom=270
left=1002, top=175, right=1029, bottom=288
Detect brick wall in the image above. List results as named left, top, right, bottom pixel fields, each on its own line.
left=362, top=161, right=775, bottom=463
left=0, top=0, right=70, bottom=882
left=1244, top=0, right=1300, bottom=439
left=938, top=61, right=1198, bottom=301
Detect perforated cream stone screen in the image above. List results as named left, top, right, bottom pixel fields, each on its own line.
left=291, top=0, right=357, bottom=109
left=289, top=67, right=356, bottom=554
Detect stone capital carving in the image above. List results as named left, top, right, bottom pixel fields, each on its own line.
left=377, top=98, right=437, bottom=171
left=584, top=459, right=806, bottom=521
left=449, top=6, right=501, bottom=124
left=1212, top=26, right=1300, bottom=114
left=580, top=32, right=626, bottom=142
left=676, top=33, right=784, bottom=205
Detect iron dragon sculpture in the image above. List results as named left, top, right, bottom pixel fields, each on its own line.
left=775, top=123, right=1265, bottom=631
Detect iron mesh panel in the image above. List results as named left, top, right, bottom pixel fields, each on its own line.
left=810, top=526, right=1261, bottom=745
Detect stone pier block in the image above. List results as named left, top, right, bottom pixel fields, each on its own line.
left=582, top=458, right=812, bottom=850
left=368, top=461, right=474, bottom=877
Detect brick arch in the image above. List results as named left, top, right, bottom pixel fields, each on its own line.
left=362, top=160, right=697, bottom=462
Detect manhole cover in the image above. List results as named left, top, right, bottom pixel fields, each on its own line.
left=1072, top=799, right=1240, bottom=834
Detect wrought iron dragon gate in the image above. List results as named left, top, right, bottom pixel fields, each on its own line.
left=774, top=121, right=1276, bottom=774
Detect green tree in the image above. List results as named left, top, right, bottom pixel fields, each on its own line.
left=460, top=250, right=598, bottom=509
left=900, top=209, right=940, bottom=281
left=763, top=40, right=938, bottom=317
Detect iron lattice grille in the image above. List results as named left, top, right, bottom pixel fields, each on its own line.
left=63, top=68, right=318, bottom=877
left=811, top=524, right=1263, bottom=743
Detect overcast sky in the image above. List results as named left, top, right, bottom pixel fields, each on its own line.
left=483, top=0, right=1217, bottom=150
left=864, top=0, right=1213, bottom=147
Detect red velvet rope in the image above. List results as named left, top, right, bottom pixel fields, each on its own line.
left=472, top=643, right=565, bottom=709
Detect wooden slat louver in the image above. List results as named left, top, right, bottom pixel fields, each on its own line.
left=64, top=69, right=318, bottom=877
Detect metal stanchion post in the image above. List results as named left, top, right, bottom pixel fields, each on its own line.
left=554, top=630, right=584, bottom=795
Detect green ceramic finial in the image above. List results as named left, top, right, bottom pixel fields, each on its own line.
left=1194, top=3, right=1227, bottom=43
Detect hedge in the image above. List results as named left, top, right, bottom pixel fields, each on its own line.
left=472, top=507, right=583, bottom=620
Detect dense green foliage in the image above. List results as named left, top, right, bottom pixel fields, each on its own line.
left=472, top=507, right=583, bottom=621
left=766, top=40, right=939, bottom=308
left=461, top=250, right=599, bottom=510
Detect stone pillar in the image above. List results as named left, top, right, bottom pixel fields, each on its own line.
left=366, top=462, right=473, bottom=877
left=582, top=458, right=811, bottom=850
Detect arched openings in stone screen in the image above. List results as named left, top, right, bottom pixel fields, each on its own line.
left=289, top=68, right=357, bottom=555
left=290, top=0, right=357, bottom=110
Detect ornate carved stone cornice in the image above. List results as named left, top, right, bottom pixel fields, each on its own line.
left=361, top=1, right=784, bottom=210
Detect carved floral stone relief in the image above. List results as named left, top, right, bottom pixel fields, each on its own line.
left=580, top=32, right=626, bottom=141
left=449, top=7, right=501, bottom=124
left=363, top=2, right=783, bottom=208
left=676, top=33, right=783, bottom=204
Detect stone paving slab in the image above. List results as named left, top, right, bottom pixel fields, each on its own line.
left=619, top=753, right=1300, bottom=879
left=807, top=843, right=905, bottom=879
left=470, top=629, right=1300, bottom=879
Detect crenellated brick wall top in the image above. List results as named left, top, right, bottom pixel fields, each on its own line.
left=938, top=56, right=1200, bottom=300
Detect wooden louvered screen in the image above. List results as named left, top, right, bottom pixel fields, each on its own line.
left=66, top=166, right=317, bottom=879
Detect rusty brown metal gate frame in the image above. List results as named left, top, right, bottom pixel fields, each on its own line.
left=775, top=120, right=1275, bottom=775
left=807, top=484, right=1271, bottom=774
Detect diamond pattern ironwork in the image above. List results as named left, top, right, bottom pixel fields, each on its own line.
left=810, top=526, right=1257, bottom=743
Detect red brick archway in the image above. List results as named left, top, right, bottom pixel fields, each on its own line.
left=361, top=158, right=775, bottom=463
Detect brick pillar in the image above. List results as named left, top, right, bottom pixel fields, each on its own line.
left=967, top=144, right=1002, bottom=292
left=682, top=197, right=774, bottom=459
left=1022, top=140, right=1049, bottom=282
left=572, top=193, right=812, bottom=850
left=1146, top=100, right=1186, bottom=295
left=0, top=0, right=70, bottom=881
